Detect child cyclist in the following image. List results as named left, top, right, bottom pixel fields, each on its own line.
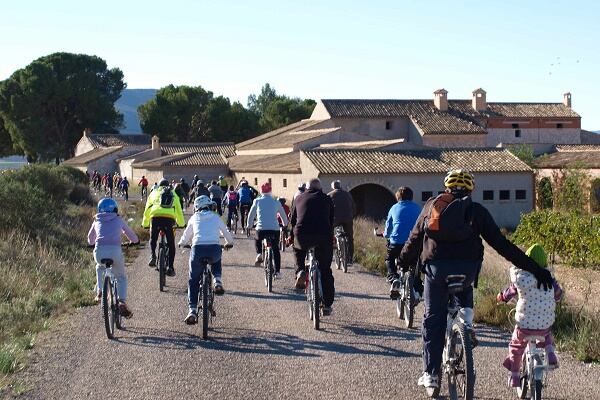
left=178, top=195, right=234, bottom=325
left=497, top=243, right=563, bottom=387
left=87, top=198, right=139, bottom=318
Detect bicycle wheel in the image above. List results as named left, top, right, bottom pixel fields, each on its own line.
left=341, top=238, right=348, bottom=273
left=312, top=269, right=320, bottom=330
left=113, top=281, right=122, bottom=330
left=517, top=353, right=529, bottom=399
left=402, top=271, right=415, bottom=328
left=266, top=249, right=273, bottom=293
left=102, top=276, right=115, bottom=339
left=158, top=246, right=166, bottom=292
left=447, top=323, right=475, bottom=400
left=201, top=271, right=210, bottom=340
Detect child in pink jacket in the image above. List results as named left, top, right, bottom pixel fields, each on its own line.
left=497, top=243, right=562, bottom=387
left=87, top=198, right=139, bottom=318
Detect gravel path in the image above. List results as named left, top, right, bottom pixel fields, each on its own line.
left=12, top=213, right=599, bottom=399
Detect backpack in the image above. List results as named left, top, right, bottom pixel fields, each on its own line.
left=424, top=193, right=474, bottom=242
left=159, top=187, right=174, bottom=208
left=228, top=191, right=238, bottom=205
left=239, top=187, right=252, bottom=203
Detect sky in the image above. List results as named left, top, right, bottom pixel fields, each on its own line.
left=1, top=0, right=599, bottom=129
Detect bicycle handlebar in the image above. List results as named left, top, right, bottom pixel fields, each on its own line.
left=373, top=227, right=384, bottom=237
left=180, top=244, right=233, bottom=250
left=87, top=242, right=140, bottom=249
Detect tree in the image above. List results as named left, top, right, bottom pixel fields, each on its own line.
left=199, top=97, right=259, bottom=143
left=507, top=144, right=535, bottom=167
left=247, top=83, right=278, bottom=117
left=0, top=116, right=21, bottom=157
left=0, top=53, right=125, bottom=163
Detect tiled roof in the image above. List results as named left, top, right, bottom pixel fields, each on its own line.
left=303, top=148, right=531, bottom=174
left=63, top=146, right=122, bottom=166
left=133, top=152, right=226, bottom=168
left=535, top=151, right=600, bottom=169
left=316, top=139, right=407, bottom=150
left=228, top=152, right=301, bottom=173
left=236, top=120, right=334, bottom=150
left=161, top=143, right=236, bottom=157
left=580, top=130, right=600, bottom=145
left=88, top=134, right=151, bottom=148
left=555, top=144, right=600, bottom=152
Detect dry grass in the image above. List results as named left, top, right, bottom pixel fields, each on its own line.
left=353, top=216, right=387, bottom=275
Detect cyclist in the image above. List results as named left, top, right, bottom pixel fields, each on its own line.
left=208, top=180, right=224, bottom=216
left=291, top=182, right=306, bottom=210
left=150, top=182, right=158, bottom=193
left=87, top=198, right=139, bottom=317
left=173, top=180, right=186, bottom=210
left=178, top=195, right=234, bottom=324
left=246, top=183, right=288, bottom=278
left=398, top=169, right=553, bottom=393
left=180, top=178, right=190, bottom=207
left=106, top=173, right=114, bottom=198
left=289, top=178, right=335, bottom=315
left=277, top=197, right=290, bottom=227
left=193, top=180, right=210, bottom=198
left=238, top=181, right=254, bottom=231
left=142, top=178, right=186, bottom=277
left=223, top=185, right=239, bottom=230
left=119, top=177, right=130, bottom=201
left=384, top=186, right=421, bottom=298
left=327, top=180, right=355, bottom=266
left=218, top=175, right=228, bottom=193
left=138, top=176, right=149, bottom=198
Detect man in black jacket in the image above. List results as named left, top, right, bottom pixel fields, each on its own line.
left=399, top=169, right=553, bottom=393
left=327, top=180, right=355, bottom=265
left=290, top=178, right=335, bottom=315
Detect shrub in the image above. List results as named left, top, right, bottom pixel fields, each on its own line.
left=353, top=216, right=387, bottom=275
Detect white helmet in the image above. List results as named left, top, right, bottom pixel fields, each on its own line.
left=194, top=195, right=213, bottom=212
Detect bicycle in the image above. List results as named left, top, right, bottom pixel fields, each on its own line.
left=373, top=227, right=421, bottom=328
left=306, top=247, right=323, bottom=330
left=240, top=204, right=251, bottom=236
left=140, top=185, right=148, bottom=202
left=229, top=209, right=239, bottom=234
left=279, top=226, right=288, bottom=253
left=157, top=229, right=170, bottom=292
left=427, top=274, right=476, bottom=400
left=262, top=237, right=276, bottom=293
left=182, top=244, right=233, bottom=339
left=334, top=225, right=349, bottom=273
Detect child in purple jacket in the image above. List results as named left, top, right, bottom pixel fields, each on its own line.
left=87, top=198, right=139, bottom=318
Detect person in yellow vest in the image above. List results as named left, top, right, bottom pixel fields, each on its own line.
left=217, top=175, right=228, bottom=193
left=142, top=178, right=185, bottom=276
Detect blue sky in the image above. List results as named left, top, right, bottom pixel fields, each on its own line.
left=2, top=0, right=599, bottom=128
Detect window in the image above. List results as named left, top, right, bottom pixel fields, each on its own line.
left=516, top=190, right=526, bottom=200
left=483, top=190, right=494, bottom=201
left=268, top=178, right=272, bottom=185
left=422, top=191, right=433, bottom=202
left=556, top=123, right=563, bottom=129
left=515, top=129, right=521, bottom=138
left=511, top=123, right=520, bottom=129
left=385, top=121, right=393, bottom=130
left=283, top=178, right=287, bottom=188
left=254, top=177, right=258, bottom=186
left=499, top=190, right=510, bottom=201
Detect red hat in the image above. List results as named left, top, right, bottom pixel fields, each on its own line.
left=261, top=182, right=272, bottom=193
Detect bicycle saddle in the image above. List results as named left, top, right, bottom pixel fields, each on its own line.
left=101, top=258, right=114, bottom=268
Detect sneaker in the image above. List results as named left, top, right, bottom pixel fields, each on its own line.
left=94, top=292, right=102, bottom=303
left=166, top=267, right=176, bottom=277
left=508, top=373, right=520, bottom=388
left=184, top=310, right=198, bottom=325
left=390, top=279, right=401, bottom=300
left=214, top=278, right=225, bottom=295
left=274, top=271, right=282, bottom=280
left=255, top=254, right=263, bottom=267
left=148, top=256, right=156, bottom=267
left=417, top=372, right=439, bottom=389
left=118, top=302, right=133, bottom=319
left=322, top=305, right=333, bottom=316
left=295, top=270, right=306, bottom=289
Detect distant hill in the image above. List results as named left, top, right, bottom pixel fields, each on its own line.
left=115, top=89, right=157, bottom=134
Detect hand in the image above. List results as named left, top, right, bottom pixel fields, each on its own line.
left=496, top=292, right=504, bottom=303
left=533, top=267, right=553, bottom=291
left=285, top=236, right=294, bottom=247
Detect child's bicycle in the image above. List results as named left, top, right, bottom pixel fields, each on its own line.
left=506, top=305, right=554, bottom=400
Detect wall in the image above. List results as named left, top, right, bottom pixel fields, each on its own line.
left=75, top=137, right=95, bottom=156
left=232, top=171, right=302, bottom=199
left=134, top=166, right=229, bottom=186
left=487, top=128, right=580, bottom=147
left=331, top=118, right=411, bottom=142
left=423, top=135, right=487, bottom=148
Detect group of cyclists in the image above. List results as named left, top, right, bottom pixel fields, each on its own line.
left=89, top=170, right=131, bottom=200
left=88, top=168, right=559, bottom=397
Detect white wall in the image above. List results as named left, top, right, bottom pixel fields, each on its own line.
left=487, top=128, right=580, bottom=147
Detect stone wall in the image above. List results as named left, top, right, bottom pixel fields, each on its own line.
left=487, top=128, right=580, bottom=147
left=134, top=166, right=229, bottom=187
left=423, top=135, right=487, bottom=148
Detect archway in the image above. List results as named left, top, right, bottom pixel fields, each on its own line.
left=537, top=177, right=553, bottom=209
left=350, top=183, right=396, bottom=221
left=591, top=178, right=600, bottom=213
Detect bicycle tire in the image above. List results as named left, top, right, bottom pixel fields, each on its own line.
left=517, top=353, right=529, bottom=399
left=532, top=379, right=542, bottom=400
left=403, top=272, right=414, bottom=328
left=201, top=271, right=210, bottom=340
left=233, top=216, right=238, bottom=234
left=313, top=269, right=320, bottom=330
left=113, top=281, right=122, bottom=330
left=266, top=249, right=273, bottom=293
left=341, top=238, right=348, bottom=273
left=447, top=323, right=475, bottom=400
left=102, top=276, right=115, bottom=339
left=158, top=246, right=166, bottom=292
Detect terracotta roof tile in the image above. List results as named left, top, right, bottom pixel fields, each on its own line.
left=133, top=152, right=226, bottom=168
left=228, top=152, right=301, bottom=173
left=555, top=144, right=600, bottom=152
left=236, top=120, right=333, bottom=150
left=88, top=134, right=151, bottom=148
left=63, top=146, right=122, bottom=166
left=535, top=151, right=600, bottom=169
left=161, top=143, right=236, bottom=157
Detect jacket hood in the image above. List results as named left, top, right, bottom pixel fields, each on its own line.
left=95, top=212, right=119, bottom=222
left=526, top=243, right=548, bottom=268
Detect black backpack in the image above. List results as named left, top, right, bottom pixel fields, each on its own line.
left=160, top=187, right=174, bottom=208
left=424, top=193, right=474, bottom=242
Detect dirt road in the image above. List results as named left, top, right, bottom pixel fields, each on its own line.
left=12, top=215, right=599, bottom=399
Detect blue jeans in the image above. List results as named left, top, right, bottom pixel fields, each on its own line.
left=422, top=259, right=479, bottom=376
left=188, top=244, right=222, bottom=312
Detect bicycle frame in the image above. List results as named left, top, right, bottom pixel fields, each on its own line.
left=517, top=336, right=549, bottom=399
left=262, top=237, right=276, bottom=292
left=306, top=248, right=323, bottom=329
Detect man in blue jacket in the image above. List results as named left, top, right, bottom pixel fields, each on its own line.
left=384, top=186, right=421, bottom=299
left=247, top=182, right=288, bottom=278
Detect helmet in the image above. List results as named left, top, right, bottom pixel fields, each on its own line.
left=444, top=169, right=475, bottom=192
left=98, top=198, right=118, bottom=213
left=331, top=180, right=341, bottom=190
left=159, top=178, right=169, bottom=187
left=219, top=175, right=224, bottom=180
left=241, top=181, right=248, bottom=187
left=298, top=182, right=306, bottom=190
left=198, top=179, right=205, bottom=185
left=261, top=182, right=272, bottom=193
left=180, top=178, right=185, bottom=183
left=278, top=197, right=286, bottom=204
left=194, top=174, right=198, bottom=179
left=194, top=195, right=213, bottom=212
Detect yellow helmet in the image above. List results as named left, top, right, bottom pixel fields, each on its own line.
left=444, top=169, right=475, bottom=191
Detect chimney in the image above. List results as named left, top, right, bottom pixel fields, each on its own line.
left=563, top=92, right=572, bottom=108
left=83, top=128, right=92, bottom=137
left=472, top=88, right=487, bottom=111
left=151, top=135, right=160, bottom=151
left=433, top=89, right=448, bottom=111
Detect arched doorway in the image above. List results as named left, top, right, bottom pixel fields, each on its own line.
left=537, top=177, right=553, bottom=209
left=350, top=184, right=396, bottom=221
